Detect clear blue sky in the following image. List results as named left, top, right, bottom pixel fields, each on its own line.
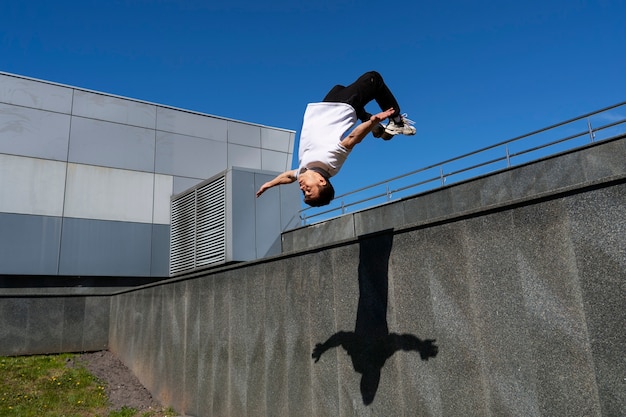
left=2, top=0, right=625, bottom=198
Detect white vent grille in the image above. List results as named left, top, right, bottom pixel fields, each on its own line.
left=170, top=175, right=226, bottom=275
left=196, top=177, right=226, bottom=267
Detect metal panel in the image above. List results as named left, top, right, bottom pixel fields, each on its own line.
left=155, top=130, right=227, bottom=178
left=58, top=217, right=153, bottom=276
left=0, top=73, right=73, bottom=113
left=261, top=148, right=289, bottom=172
left=72, top=89, right=156, bottom=128
left=227, top=143, right=262, bottom=170
left=68, top=116, right=156, bottom=172
left=261, top=127, right=292, bottom=152
left=0, top=213, right=62, bottom=275
left=151, top=224, right=171, bottom=277
left=64, top=163, right=154, bottom=223
left=227, top=120, right=261, bottom=147
left=253, top=172, right=282, bottom=259
left=0, top=154, right=67, bottom=217
left=0, top=103, right=71, bottom=161
left=230, top=170, right=256, bottom=261
left=153, top=174, right=174, bottom=225
left=157, top=106, right=227, bottom=141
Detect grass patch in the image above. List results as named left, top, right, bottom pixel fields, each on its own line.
left=0, top=354, right=175, bottom=417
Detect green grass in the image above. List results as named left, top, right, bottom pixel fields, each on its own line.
left=0, top=354, right=175, bottom=417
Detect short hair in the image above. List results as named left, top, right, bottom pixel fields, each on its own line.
left=304, top=180, right=335, bottom=207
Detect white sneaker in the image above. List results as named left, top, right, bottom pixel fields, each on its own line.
left=384, top=114, right=416, bottom=137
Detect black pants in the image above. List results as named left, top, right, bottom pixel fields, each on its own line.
left=322, top=71, right=401, bottom=123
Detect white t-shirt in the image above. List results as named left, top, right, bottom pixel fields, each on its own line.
left=297, top=102, right=356, bottom=178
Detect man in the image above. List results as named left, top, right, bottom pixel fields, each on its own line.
left=255, top=71, right=416, bottom=207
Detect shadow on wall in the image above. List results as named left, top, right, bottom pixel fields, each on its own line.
left=312, top=231, right=438, bottom=405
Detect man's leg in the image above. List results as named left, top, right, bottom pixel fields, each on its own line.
left=323, top=71, right=401, bottom=122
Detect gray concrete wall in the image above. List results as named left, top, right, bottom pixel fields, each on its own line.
left=0, top=275, right=170, bottom=356
left=0, top=295, right=109, bottom=355
left=107, top=137, right=626, bottom=416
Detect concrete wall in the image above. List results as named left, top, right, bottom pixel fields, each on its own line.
left=107, top=137, right=626, bottom=416
left=0, top=71, right=296, bottom=276
left=0, top=295, right=109, bottom=355
left=0, top=275, right=170, bottom=356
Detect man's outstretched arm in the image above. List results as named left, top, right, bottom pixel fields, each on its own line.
left=340, top=108, right=395, bottom=150
left=256, top=169, right=297, bottom=197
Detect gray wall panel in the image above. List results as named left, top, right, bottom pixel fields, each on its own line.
left=227, top=121, right=261, bottom=147
left=253, top=172, right=281, bottom=258
left=59, top=218, right=153, bottom=276
left=229, top=170, right=256, bottom=261
left=173, top=176, right=204, bottom=195
left=261, top=128, right=292, bottom=152
left=280, top=183, right=302, bottom=232
left=228, top=143, right=262, bottom=171
left=72, top=90, right=157, bottom=128
left=68, top=117, right=156, bottom=172
left=151, top=224, right=170, bottom=277
left=0, top=73, right=73, bottom=113
left=0, top=155, right=67, bottom=217
left=157, top=107, right=228, bottom=141
left=155, top=131, right=227, bottom=178
left=261, top=148, right=289, bottom=172
left=0, top=104, right=71, bottom=161
left=0, top=213, right=62, bottom=275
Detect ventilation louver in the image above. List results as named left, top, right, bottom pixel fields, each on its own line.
left=170, top=175, right=226, bottom=275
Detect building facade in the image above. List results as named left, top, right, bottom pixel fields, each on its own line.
left=0, top=72, right=296, bottom=277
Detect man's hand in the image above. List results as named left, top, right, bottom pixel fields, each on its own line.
left=256, top=182, right=272, bottom=197
left=370, top=108, right=395, bottom=124
left=255, top=170, right=297, bottom=197
left=341, top=108, right=395, bottom=150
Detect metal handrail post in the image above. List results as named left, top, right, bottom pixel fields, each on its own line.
left=587, top=118, right=595, bottom=142
left=506, top=145, right=511, bottom=168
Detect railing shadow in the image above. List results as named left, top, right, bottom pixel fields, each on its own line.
left=312, top=231, right=438, bottom=405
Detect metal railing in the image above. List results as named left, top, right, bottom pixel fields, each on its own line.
left=297, top=101, right=626, bottom=226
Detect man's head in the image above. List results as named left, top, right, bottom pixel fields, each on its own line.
left=298, top=169, right=335, bottom=207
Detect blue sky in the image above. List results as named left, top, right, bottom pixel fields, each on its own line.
left=2, top=0, right=625, bottom=203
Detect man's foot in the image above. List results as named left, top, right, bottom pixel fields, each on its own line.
left=384, top=114, right=416, bottom=137
left=372, top=123, right=385, bottom=138
left=373, top=121, right=403, bottom=140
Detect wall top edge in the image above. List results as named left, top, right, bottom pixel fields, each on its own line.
left=0, top=71, right=296, bottom=133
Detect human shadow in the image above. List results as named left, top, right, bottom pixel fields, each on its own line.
left=312, top=231, right=438, bottom=405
